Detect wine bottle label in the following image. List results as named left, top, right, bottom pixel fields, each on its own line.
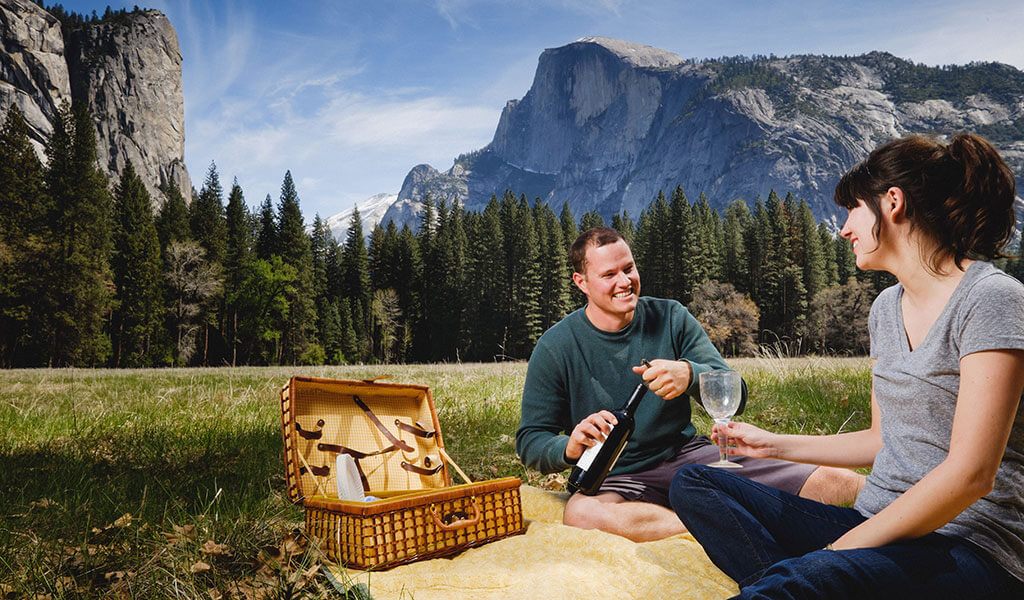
left=577, top=424, right=614, bottom=471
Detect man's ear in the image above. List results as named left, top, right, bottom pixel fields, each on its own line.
left=572, top=271, right=587, bottom=296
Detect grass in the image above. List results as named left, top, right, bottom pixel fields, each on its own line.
left=0, top=358, right=872, bottom=598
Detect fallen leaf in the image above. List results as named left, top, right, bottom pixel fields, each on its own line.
left=540, top=472, right=567, bottom=490
left=112, top=513, right=132, bottom=528
left=104, top=570, right=128, bottom=582
left=200, top=540, right=230, bottom=556
left=207, top=588, right=224, bottom=600
left=281, top=534, right=304, bottom=557
left=30, top=497, right=57, bottom=508
left=190, top=561, right=211, bottom=574
left=161, top=523, right=196, bottom=544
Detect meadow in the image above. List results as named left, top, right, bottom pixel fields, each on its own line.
left=0, top=357, right=872, bottom=598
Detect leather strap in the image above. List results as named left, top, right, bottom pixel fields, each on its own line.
left=353, top=395, right=414, bottom=452
left=295, top=419, right=325, bottom=440
left=401, top=461, right=444, bottom=476
left=395, top=419, right=435, bottom=438
left=316, top=443, right=397, bottom=492
left=316, top=443, right=398, bottom=458
left=300, top=463, right=330, bottom=477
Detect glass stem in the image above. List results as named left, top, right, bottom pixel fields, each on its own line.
left=717, top=419, right=729, bottom=462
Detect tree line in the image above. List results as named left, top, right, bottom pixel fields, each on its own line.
left=3, top=104, right=1023, bottom=367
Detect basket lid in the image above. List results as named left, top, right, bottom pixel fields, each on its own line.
left=279, top=376, right=451, bottom=502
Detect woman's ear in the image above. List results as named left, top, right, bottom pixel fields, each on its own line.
left=885, top=187, right=906, bottom=222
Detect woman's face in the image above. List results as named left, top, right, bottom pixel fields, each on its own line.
left=840, top=198, right=882, bottom=270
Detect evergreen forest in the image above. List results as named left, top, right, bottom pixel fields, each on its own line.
left=2, top=105, right=1023, bottom=368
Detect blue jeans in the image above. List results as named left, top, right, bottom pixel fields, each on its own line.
left=669, top=464, right=1024, bottom=599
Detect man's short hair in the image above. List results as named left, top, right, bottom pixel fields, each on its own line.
left=570, top=226, right=626, bottom=275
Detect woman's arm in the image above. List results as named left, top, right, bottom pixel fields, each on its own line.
left=832, top=349, right=1024, bottom=549
left=717, top=361, right=883, bottom=469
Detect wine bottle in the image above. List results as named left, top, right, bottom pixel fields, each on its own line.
left=566, top=379, right=649, bottom=495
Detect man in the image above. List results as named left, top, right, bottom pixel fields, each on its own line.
left=516, top=227, right=863, bottom=542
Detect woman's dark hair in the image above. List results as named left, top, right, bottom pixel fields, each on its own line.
left=834, top=133, right=1017, bottom=273
left=570, top=226, right=626, bottom=274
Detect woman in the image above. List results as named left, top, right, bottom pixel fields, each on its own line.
left=669, top=133, right=1024, bottom=599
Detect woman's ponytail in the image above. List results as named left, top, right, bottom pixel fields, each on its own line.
left=944, top=134, right=1016, bottom=265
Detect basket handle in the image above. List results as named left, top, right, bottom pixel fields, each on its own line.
left=429, top=498, right=481, bottom=531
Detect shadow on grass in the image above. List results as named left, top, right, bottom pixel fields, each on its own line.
left=0, top=422, right=290, bottom=536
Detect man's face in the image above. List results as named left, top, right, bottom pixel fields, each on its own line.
left=573, top=240, right=641, bottom=329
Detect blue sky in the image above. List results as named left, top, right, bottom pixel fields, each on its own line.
left=59, top=1, right=1024, bottom=221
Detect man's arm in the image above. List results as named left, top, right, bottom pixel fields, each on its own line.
left=636, top=304, right=748, bottom=411
left=516, top=343, right=575, bottom=474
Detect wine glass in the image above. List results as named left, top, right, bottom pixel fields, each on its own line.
left=699, top=370, right=743, bottom=469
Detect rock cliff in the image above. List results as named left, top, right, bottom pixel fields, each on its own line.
left=0, top=0, right=70, bottom=154
left=399, top=37, right=1024, bottom=226
left=0, top=0, right=190, bottom=206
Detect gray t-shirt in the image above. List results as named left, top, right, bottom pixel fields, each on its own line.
left=855, top=261, right=1024, bottom=582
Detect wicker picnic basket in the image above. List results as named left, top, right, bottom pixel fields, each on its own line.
left=280, top=375, right=525, bottom=570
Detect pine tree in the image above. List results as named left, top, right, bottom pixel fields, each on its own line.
left=223, top=178, right=252, bottom=365
left=499, top=193, right=542, bottom=359
left=156, top=182, right=190, bottom=254
left=835, top=235, right=857, bottom=284
left=393, top=225, right=422, bottom=361
left=186, top=163, right=228, bottom=364
left=276, top=170, right=316, bottom=364
left=559, top=201, right=579, bottom=251
left=579, top=210, right=606, bottom=231
left=819, top=223, right=839, bottom=287
left=256, top=194, right=278, bottom=260
left=744, top=196, right=769, bottom=311
left=464, top=196, right=507, bottom=360
left=795, top=200, right=826, bottom=330
left=668, top=186, right=694, bottom=301
left=722, top=198, right=751, bottom=292
left=0, top=106, right=51, bottom=366
left=190, top=162, right=228, bottom=265
left=534, top=200, right=571, bottom=333
left=635, top=191, right=671, bottom=299
left=45, top=103, right=113, bottom=366
left=110, top=160, right=162, bottom=366
left=341, top=207, right=371, bottom=361
left=611, top=211, right=636, bottom=246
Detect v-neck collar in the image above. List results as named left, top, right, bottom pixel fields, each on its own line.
left=895, top=262, right=980, bottom=355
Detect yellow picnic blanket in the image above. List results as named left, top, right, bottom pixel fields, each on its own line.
left=328, top=486, right=738, bottom=599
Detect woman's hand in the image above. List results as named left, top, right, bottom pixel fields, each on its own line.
left=713, top=421, right=781, bottom=459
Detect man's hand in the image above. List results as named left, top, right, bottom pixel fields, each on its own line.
left=565, top=411, right=618, bottom=461
left=632, top=359, right=692, bottom=399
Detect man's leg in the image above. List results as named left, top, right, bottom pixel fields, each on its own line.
left=563, top=490, right=686, bottom=542
left=797, top=466, right=865, bottom=506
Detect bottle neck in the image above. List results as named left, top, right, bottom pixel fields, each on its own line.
left=621, top=382, right=648, bottom=417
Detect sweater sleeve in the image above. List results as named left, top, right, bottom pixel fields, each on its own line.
left=676, top=304, right=749, bottom=414
left=516, top=341, right=574, bottom=475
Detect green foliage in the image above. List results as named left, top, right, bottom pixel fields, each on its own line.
left=0, top=106, right=51, bottom=367
left=110, top=161, right=162, bottom=367
left=276, top=171, right=316, bottom=364
left=44, top=103, right=114, bottom=366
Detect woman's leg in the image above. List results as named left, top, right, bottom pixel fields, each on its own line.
left=670, top=464, right=864, bottom=586
left=739, top=535, right=1024, bottom=600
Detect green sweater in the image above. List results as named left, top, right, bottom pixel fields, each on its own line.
left=516, top=297, right=743, bottom=476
